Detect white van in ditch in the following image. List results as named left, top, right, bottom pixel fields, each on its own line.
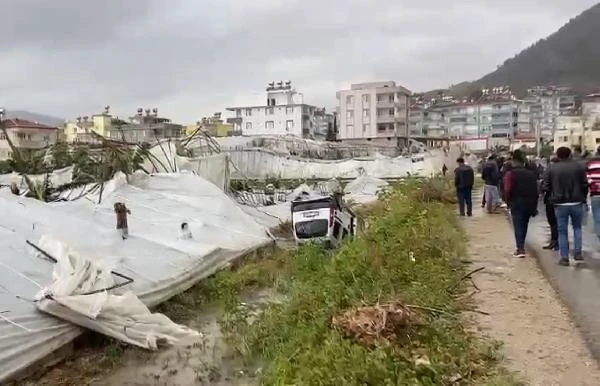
left=291, top=192, right=357, bottom=247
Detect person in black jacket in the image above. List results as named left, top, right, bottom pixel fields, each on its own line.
left=541, top=157, right=559, bottom=250
left=481, top=154, right=501, bottom=213
left=504, top=149, right=539, bottom=258
left=543, top=146, right=588, bottom=266
left=454, top=157, right=474, bottom=217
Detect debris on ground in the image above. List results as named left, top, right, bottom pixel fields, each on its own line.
left=34, top=236, right=201, bottom=350
left=331, top=301, right=420, bottom=346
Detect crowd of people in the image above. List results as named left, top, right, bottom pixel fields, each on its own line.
left=453, top=144, right=599, bottom=265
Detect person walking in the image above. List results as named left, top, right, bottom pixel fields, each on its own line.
left=114, top=202, right=131, bottom=240
left=504, top=149, right=539, bottom=258
left=541, top=157, right=559, bottom=250
left=442, top=163, right=448, bottom=176
left=543, top=147, right=588, bottom=266
left=587, top=146, right=600, bottom=242
left=454, top=157, right=474, bottom=217
left=481, top=154, right=501, bottom=213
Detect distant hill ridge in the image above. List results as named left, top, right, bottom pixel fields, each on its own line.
left=447, top=3, right=600, bottom=97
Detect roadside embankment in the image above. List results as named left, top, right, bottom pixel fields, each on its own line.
left=219, top=178, right=515, bottom=385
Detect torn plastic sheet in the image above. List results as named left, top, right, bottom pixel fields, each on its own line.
left=34, top=236, right=201, bottom=349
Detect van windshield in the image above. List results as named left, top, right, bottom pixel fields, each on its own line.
left=294, top=219, right=328, bottom=239
left=292, top=200, right=331, bottom=212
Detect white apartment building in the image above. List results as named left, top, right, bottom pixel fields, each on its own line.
left=226, top=81, right=318, bottom=138
left=336, top=81, right=411, bottom=146
left=583, top=93, right=600, bottom=129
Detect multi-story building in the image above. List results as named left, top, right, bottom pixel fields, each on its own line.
left=583, top=93, right=600, bottom=129
left=186, top=113, right=237, bottom=138
left=226, top=81, right=319, bottom=138
left=524, top=86, right=578, bottom=139
left=0, top=118, right=58, bottom=159
left=553, top=114, right=585, bottom=151
left=313, top=108, right=335, bottom=140
left=110, top=108, right=183, bottom=143
left=336, top=81, right=411, bottom=146
left=64, top=106, right=124, bottom=143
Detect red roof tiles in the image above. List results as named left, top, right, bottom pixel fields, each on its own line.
left=2, top=118, right=57, bottom=130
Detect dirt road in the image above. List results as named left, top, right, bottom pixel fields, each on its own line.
left=464, top=206, right=600, bottom=385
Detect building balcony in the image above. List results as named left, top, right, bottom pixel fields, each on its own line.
left=376, top=100, right=395, bottom=108
left=376, top=114, right=395, bottom=123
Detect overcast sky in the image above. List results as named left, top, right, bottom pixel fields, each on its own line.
left=1, top=0, right=597, bottom=123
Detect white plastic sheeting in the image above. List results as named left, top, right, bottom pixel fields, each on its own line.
left=0, top=172, right=272, bottom=382
left=143, top=140, right=230, bottom=191
left=226, top=147, right=459, bottom=180
left=34, top=236, right=201, bottom=350
left=0, top=166, right=74, bottom=189
left=344, top=176, right=390, bottom=204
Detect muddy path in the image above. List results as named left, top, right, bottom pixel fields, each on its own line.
left=464, top=201, right=600, bottom=385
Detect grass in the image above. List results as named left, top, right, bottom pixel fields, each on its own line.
left=216, top=177, right=519, bottom=385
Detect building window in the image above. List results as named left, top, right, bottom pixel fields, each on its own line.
left=346, top=95, right=354, bottom=106
left=246, top=122, right=252, bottom=130
left=347, top=124, right=354, bottom=133
left=245, top=108, right=252, bottom=116
left=265, top=121, right=274, bottom=129
left=266, top=107, right=274, bottom=115
left=286, top=120, right=294, bottom=130
left=362, top=109, right=370, bottom=118
left=596, top=138, right=600, bottom=144
left=236, top=109, right=242, bottom=117
left=286, top=106, right=294, bottom=114
left=362, top=124, right=369, bottom=133
left=346, top=111, right=353, bottom=119
left=362, top=94, right=370, bottom=104
left=44, top=135, right=50, bottom=141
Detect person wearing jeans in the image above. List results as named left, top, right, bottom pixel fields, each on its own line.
left=555, top=204, right=584, bottom=263
left=542, top=157, right=559, bottom=250
left=504, top=150, right=539, bottom=258
left=586, top=148, right=600, bottom=242
left=481, top=154, right=501, bottom=213
left=544, top=146, right=588, bottom=266
left=454, top=157, right=474, bottom=217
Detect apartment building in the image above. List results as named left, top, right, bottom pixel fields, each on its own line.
left=336, top=81, right=411, bottom=146
left=524, top=86, right=578, bottom=138
left=226, top=81, right=319, bottom=138
left=583, top=93, right=600, bottom=129
left=0, top=118, right=58, bottom=159
left=110, top=108, right=184, bottom=143
left=64, top=106, right=125, bottom=143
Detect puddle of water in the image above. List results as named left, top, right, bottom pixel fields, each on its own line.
left=93, top=289, right=282, bottom=386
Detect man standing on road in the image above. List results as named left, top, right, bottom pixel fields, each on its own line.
left=481, top=154, right=501, bottom=213
left=544, top=147, right=588, bottom=266
left=542, top=157, right=559, bottom=250
left=587, top=146, right=600, bottom=242
left=454, top=157, right=474, bottom=217
left=504, top=149, right=539, bottom=258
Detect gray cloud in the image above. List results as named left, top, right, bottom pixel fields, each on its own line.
left=0, top=0, right=596, bottom=123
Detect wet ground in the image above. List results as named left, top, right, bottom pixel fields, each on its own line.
left=89, top=289, right=281, bottom=386
left=464, top=194, right=600, bottom=385
left=526, top=202, right=600, bottom=361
